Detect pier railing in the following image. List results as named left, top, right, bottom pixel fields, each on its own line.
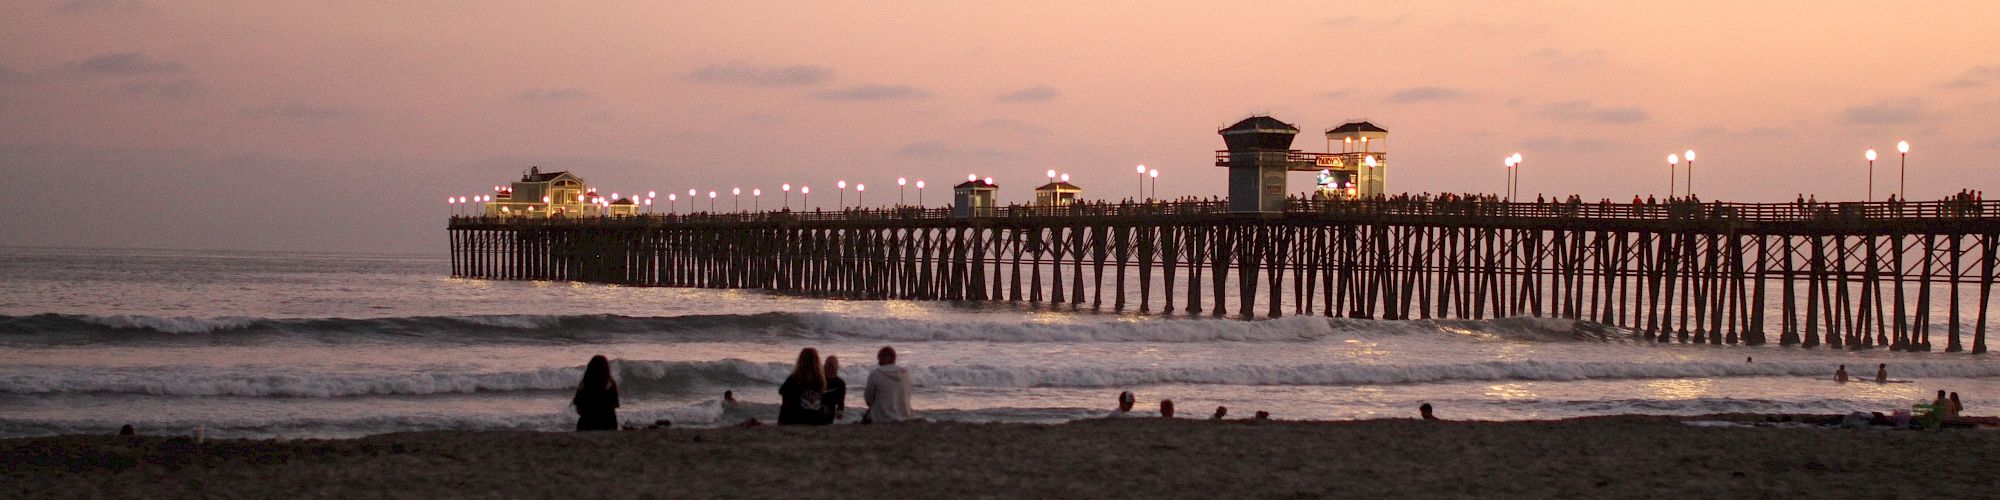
left=450, top=198, right=1996, bottom=227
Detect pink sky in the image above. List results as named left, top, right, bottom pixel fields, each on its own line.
left=3, top=0, right=1996, bottom=253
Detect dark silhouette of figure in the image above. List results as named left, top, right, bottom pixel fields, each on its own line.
left=723, top=390, right=736, bottom=403
left=1835, top=365, right=1849, bottom=383
left=1875, top=364, right=1888, bottom=383
left=1949, top=392, right=1964, bottom=418
left=823, top=355, right=847, bottom=421
left=1212, top=406, right=1228, bottom=420
left=1419, top=403, right=1439, bottom=420
left=118, top=424, right=135, bottom=436
left=778, top=348, right=832, bottom=425
left=572, top=355, right=620, bottom=431
left=1159, top=399, right=1175, bottom=418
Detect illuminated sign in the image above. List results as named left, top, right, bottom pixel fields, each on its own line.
left=1316, top=156, right=1345, bottom=167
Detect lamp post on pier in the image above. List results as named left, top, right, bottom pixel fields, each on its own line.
left=708, top=190, right=717, bottom=211
left=1503, top=157, right=1514, bottom=201
left=915, top=180, right=925, bottom=206
left=1135, top=165, right=1147, bottom=200
left=782, top=183, right=792, bottom=210
left=688, top=189, right=697, bottom=213
left=732, top=187, right=741, bottom=212
left=1667, top=154, right=1679, bottom=199
left=898, top=177, right=907, bottom=206
left=801, top=186, right=811, bottom=210
left=837, top=180, right=847, bottom=209
left=1684, top=149, right=1697, bottom=197
left=753, top=188, right=762, bottom=211
left=1897, top=140, right=1910, bottom=200
left=1866, top=149, right=1878, bottom=201
left=1509, top=153, right=1522, bottom=202
left=667, top=193, right=677, bottom=214
left=856, top=183, right=866, bottom=209
left=1149, top=168, right=1159, bottom=201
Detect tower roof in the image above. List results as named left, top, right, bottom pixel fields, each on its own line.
left=1221, top=116, right=1299, bottom=134
left=1326, top=121, right=1387, bottom=134
left=955, top=179, right=998, bottom=189
left=1035, top=181, right=1082, bottom=191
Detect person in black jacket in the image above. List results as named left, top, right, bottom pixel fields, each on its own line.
left=823, top=355, right=847, bottom=422
left=778, top=348, right=831, bottom=425
left=572, top=355, right=619, bottom=431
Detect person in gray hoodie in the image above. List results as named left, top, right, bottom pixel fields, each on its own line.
left=863, top=346, right=915, bottom=423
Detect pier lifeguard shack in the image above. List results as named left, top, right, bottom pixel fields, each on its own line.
left=1034, top=180, right=1082, bottom=207
left=487, top=167, right=599, bottom=218
left=1323, top=121, right=1388, bottom=199
left=953, top=176, right=998, bottom=217
left=1217, top=116, right=1391, bottom=211
left=1217, top=116, right=1312, bottom=213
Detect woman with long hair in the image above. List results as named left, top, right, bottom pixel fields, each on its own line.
left=572, top=355, right=620, bottom=431
left=778, top=348, right=831, bottom=425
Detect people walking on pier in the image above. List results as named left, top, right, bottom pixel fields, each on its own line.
left=572, top=355, right=620, bottom=431
left=863, top=346, right=915, bottom=423
left=779, top=348, right=833, bottom=425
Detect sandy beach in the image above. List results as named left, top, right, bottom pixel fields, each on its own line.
left=5, top=415, right=1995, bottom=498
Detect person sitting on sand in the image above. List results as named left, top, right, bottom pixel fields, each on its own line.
left=723, top=390, right=736, bottom=404
left=824, top=356, right=847, bottom=421
left=1212, top=406, right=1227, bottom=420
left=1875, top=364, right=1888, bottom=383
left=1420, top=403, right=1439, bottom=420
left=572, top=355, right=620, bottom=431
left=1253, top=411, right=1270, bottom=421
left=778, top=348, right=832, bottom=425
left=1948, top=392, right=1964, bottom=418
left=1835, top=365, right=1849, bottom=383
left=118, top=424, right=135, bottom=436
left=1159, top=399, right=1175, bottom=418
left=1108, top=391, right=1136, bottom=418
left=1933, top=390, right=1952, bottom=417
left=863, top=346, right=916, bottom=424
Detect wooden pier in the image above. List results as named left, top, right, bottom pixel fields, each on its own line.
left=449, top=199, right=1999, bottom=353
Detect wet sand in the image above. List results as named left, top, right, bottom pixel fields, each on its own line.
left=5, top=416, right=1996, bottom=498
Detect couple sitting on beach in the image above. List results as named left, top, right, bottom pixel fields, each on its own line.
left=778, top=346, right=916, bottom=425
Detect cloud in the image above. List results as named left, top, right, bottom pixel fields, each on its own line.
left=239, top=102, right=345, bottom=121
left=1525, top=48, right=1608, bottom=71
left=976, top=118, right=1048, bottom=135
left=683, top=62, right=831, bottom=87
left=1519, top=136, right=1616, bottom=152
left=116, top=79, right=209, bottom=101
left=995, top=85, right=1058, bottom=103
left=895, top=140, right=1017, bottom=159
left=1385, top=86, right=1465, bottom=103
left=1536, top=100, right=1648, bottom=124
left=72, top=52, right=184, bottom=76
left=58, top=0, right=143, bottom=13
left=1842, top=98, right=1926, bottom=124
left=1319, top=90, right=1349, bottom=100
left=811, top=84, right=928, bottom=101
left=515, top=88, right=590, bottom=102
left=1938, top=65, right=2000, bottom=88
left=0, top=64, right=28, bottom=85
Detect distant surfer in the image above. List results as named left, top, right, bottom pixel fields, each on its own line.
left=1875, top=364, right=1888, bottom=384
left=1835, top=365, right=1849, bottom=383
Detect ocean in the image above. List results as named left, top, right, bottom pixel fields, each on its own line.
left=1, top=246, right=1991, bottom=439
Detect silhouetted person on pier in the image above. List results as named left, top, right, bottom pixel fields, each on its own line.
left=573, top=355, right=620, bottom=431
left=1420, top=403, right=1439, bottom=420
